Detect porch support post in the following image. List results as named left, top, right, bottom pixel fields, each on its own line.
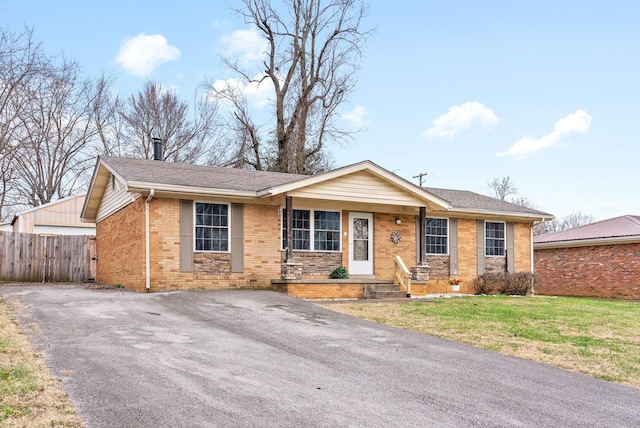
left=286, top=195, right=294, bottom=262
left=419, top=206, right=426, bottom=265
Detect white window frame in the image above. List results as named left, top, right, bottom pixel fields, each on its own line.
left=485, top=221, right=505, bottom=257
left=281, top=208, right=342, bottom=252
left=425, top=217, right=449, bottom=255
left=194, top=201, right=230, bottom=253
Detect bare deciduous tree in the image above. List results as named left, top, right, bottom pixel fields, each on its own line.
left=119, top=81, right=221, bottom=163
left=12, top=58, right=99, bottom=206
left=488, top=176, right=518, bottom=201
left=487, top=177, right=594, bottom=236
left=535, top=212, right=594, bottom=235
left=212, top=0, right=372, bottom=174
left=560, top=212, right=594, bottom=230
left=90, top=73, right=128, bottom=158
left=0, top=27, right=48, bottom=220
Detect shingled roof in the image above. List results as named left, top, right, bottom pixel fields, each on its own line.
left=82, top=156, right=552, bottom=222
left=102, top=156, right=307, bottom=192
left=534, top=215, right=640, bottom=247
left=424, top=187, right=553, bottom=218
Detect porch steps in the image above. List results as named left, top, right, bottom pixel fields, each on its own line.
left=363, top=283, right=409, bottom=299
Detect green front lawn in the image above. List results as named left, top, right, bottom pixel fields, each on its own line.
left=322, top=296, right=640, bottom=387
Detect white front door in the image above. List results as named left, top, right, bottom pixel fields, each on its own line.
left=349, top=212, right=374, bottom=275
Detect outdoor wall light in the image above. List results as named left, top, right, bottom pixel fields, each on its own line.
left=395, top=218, right=401, bottom=225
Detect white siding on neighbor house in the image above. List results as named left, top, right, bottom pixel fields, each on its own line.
left=96, top=174, right=137, bottom=222
left=12, top=195, right=95, bottom=233
left=33, top=225, right=96, bottom=235
left=288, top=171, right=426, bottom=207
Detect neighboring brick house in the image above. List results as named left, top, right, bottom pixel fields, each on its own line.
left=81, top=155, right=551, bottom=298
left=534, top=215, right=640, bottom=299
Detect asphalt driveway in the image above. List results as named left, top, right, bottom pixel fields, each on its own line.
left=1, top=284, right=639, bottom=427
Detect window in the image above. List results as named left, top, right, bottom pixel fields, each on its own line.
left=282, top=209, right=340, bottom=251
left=314, top=211, right=341, bottom=251
left=195, top=203, right=228, bottom=251
left=425, top=217, right=448, bottom=254
left=282, top=209, right=310, bottom=250
left=485, top=221, right=505, bottom=256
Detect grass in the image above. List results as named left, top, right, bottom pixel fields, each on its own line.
left=0, top=297, right=84, bottom=427
left=321, top=295, right=640, bottom=388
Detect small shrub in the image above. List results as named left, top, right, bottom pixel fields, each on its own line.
left=329, top=266, right=349, bottom=279
left=474, top=272, right=539, bottom=296
left=473, top=273, right=504, bottom=295
left=504, top=272, right=539, bottom=296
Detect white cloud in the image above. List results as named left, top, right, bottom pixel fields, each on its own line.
left=424, top=101, right=499, bottom=140
left=211, top=74, right=274, bottom=108
left=220, top=28, right=267, bottom=65
left=114, top=34, right=181, bottom=77
left=498, top=109, right=592, bottom=159
left=341, top=106, right=367, bottom=128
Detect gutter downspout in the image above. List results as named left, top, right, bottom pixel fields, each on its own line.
left=145, top=189, right=155, bottom=291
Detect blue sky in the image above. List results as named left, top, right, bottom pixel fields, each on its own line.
left=1, top=1, right=638, bottom=221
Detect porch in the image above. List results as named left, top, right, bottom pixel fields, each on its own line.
left=273, top=256, right=433, bottom=300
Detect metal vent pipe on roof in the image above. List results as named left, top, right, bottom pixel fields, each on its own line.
left=152, top=137, right=163, bottom=161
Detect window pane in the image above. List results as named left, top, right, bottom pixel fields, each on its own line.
left=195, top=203, right=229, bottom=252
left=283, top=209, right=340, bottom=252
left=485, top=222, right=505, bottom=256
left=353, top=240, right=368, bottom=261
left=314, top=211, right=340, bottom=251
left=425, top=218, right=448, bottom=254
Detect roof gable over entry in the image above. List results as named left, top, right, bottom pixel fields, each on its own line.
left=265, top=161, right=451, bottom=210
left=287, top=170, right=432, bottom=207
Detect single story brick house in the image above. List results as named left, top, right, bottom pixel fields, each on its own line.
left=534, top=215, right=640, bottom=299
left=81, top=155, right=552, bottom=298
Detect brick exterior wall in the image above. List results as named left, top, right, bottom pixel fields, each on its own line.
left=286, top=283, right=364, bottom=299
left=514, top=223, right=533, bottom=272
left=373, top=213, right=417, bottom=278
left=96, top=198, right=145, bottom=288
left=534, top=243, right=640, bottom=298
left=454, top=218, right=478, bottom=293
left=412, top=220, right=533, bottom=296
left=96, top=198, right=282, bottom=292
left=96, top=197, right=535, bottom=298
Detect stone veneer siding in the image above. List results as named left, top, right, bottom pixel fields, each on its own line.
left=281, top=251, right=343, bottom=277
left=534, top=243, right=640, bottom=298
left=485, top=256, right=507, bottom=273
left=425, top=255, right=450, bottom=279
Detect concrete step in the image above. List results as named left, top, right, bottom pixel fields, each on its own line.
left=369, top=290, right=409, bottom=299
left=363, top=283, right=409, bottom=299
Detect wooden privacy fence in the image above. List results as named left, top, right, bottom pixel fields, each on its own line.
left=0, top=231, right=95, bottom=283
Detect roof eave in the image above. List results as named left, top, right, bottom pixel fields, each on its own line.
left=81, top=158, right=108, bottom=222
left=126, top=181, right=258, bottom=199
left=534, top=235, right=640, bottom=249
left=449, top=207, right=553, bottom=222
